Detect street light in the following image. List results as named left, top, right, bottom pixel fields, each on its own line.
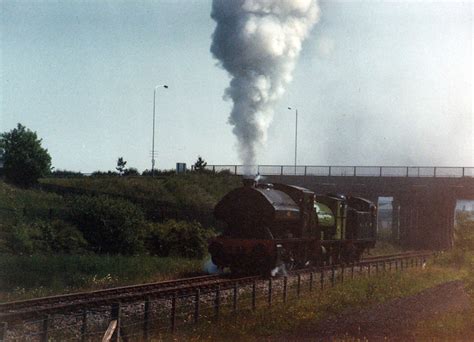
left=152, top=84, right=168, bottom=176
left=288, top=106, right=298, bottom=173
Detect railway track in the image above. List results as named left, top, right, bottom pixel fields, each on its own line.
left=0, top=251, right=431, bottom=323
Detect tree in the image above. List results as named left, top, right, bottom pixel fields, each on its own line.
left=193, top=156, right=207, bottom=172
left=0, top=123, right=52, bottom=187
left=116, top=157, right=127, bottom=176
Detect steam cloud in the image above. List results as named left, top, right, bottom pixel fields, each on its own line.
left=211, top=0, right=320, bottom=166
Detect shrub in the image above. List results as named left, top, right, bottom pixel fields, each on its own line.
left=454, top=212, right=474, bottom=252
left=147, top=220, right=215, bottom=259
left=5, top=220, right=87, bottom=254
left=91, top=170, right=119, bottom=177
left=50, top=169, right=84, bottom=178
left=123, top=168, right=140, bottom=176
left=70, top=195, right=146, bottom=254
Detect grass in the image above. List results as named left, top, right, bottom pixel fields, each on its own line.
left=366, top=240, right=404, bottom=256
left=0, top=181, right=65, bottom=224
left=40, top=172, right=242, bottom=210
left=0, top=254, right=204, bottom=302
left=411, top=250, right=474, bottom=339
left=166, top=264, right=460, bottom=341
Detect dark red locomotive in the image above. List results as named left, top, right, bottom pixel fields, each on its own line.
left=208, top=180, right=376, bottom=274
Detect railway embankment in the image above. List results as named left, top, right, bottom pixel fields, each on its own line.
left=0, top=252, right=442, bottom=341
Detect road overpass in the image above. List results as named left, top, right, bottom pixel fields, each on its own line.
left=207, top=165, right=474, bottom=250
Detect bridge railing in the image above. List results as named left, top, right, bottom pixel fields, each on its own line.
left=205, top=165, right=474, bottom=178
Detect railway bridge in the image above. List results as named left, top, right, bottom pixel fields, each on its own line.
left=207, top=165, right=474, bottom=250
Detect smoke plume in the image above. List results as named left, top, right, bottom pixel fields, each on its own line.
left=211, top=0, right=320, bottom=166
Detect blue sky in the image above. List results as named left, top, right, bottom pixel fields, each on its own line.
left=1, top=1, right=472, bottom=172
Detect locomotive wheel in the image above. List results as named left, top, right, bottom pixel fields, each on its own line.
left=341, top=244, right=358, bottom=264
left=251, top=244, right=273, bottom=275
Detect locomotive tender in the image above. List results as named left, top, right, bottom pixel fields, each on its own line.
left=208, top=179, right=377, bottom=275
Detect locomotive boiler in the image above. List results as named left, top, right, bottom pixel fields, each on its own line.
left=208, top=180, right=376, bottom=275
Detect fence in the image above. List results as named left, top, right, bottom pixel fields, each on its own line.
left=0, top=254, right=427, bottom=341
left=206, top=165, right=474, bottom=178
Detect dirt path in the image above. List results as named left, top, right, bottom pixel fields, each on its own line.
left=273, top=280, right=471, bottom=341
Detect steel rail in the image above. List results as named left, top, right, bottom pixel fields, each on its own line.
left=0, top=251, right=432, bottom=322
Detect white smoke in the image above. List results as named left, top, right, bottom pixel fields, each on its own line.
left=211, top=0, right=320, bottom=166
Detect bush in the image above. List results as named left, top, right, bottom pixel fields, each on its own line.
left=147, top=220, right=215, bottom=259
left=91, top=170, right=119, bottom=177
left=123, top=168, right=140, bottom=176
left=454, top=212, right=474, bottom=252
left=5, top=220, right=87, bottom=254
left=70, top=195, right=146, bottom=254
left=50, top=169, right=84, bottom=178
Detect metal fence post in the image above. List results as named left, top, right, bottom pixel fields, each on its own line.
left=268, top=278, right=273, bottom=306
left=233, top=284, right=238, bottom=312
left=194, top=289, right=200, bottom=323
left=341, top=266, right=344, bottom=283
left=81, top=310, right=88, bottom=342
left=283, top=277, right=288, bottom=303
left=1, top=322, right=7, bottom=342
left=297, top=274, right=301, bottom=297
left=143, top=298, right=151, bottom=341
left=252, top=280, right=257, bottom=310
left=353, top=166, right=356, bottom=177
left=331, top=267, right=335, bottom=286
left=280, top=165, right=284, bottom=176
left=41, top=315, right=51, bottom=342
left=321, top=270, right=324, bottom=290
left=309, top=272, right=313, bottom=292
left=215, top=285, right=221, bottom=320
left=111, top=303, right=121, bottom=342
left=171, top=294, right=177, bottom=333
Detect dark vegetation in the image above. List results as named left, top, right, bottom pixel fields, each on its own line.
left=0, top=170, right=240, bottom=298
left=0, top=123, right=51, bottom=187
left=1, top=171, right=241, bottom=257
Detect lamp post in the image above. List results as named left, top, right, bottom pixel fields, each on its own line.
left=151, top=84, right=168, bottom=176
left=288, top=107, right=298, bottom=174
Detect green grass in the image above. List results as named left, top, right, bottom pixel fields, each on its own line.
left=166, top=264, right=460, bottom=341
left=0, top=254, right=204, bottom=302
left=0, top=181, right=65, bottom=224
left=40, top=173, right=242, bottom=210
left=412, top=250, right=474, bottom=339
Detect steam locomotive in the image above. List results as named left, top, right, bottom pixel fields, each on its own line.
left=208, top=179, right=377, bottom=275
